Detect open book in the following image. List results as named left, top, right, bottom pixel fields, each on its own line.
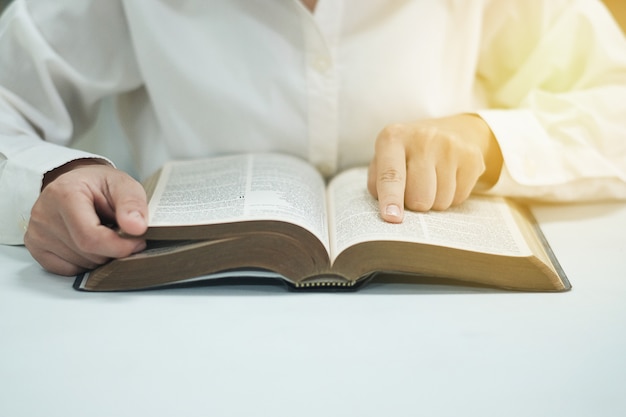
left=74, top=153, right=570, bottom=292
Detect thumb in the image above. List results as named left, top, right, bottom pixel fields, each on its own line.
left=108, top=173, right=149, bottom=236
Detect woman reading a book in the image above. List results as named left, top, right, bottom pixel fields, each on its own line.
left=0, top=0, right=625, bottom=276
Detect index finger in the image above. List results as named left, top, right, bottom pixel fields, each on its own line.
left=63, top=192, right=146, bottom=259
left=372, top=129, right=407, bottom=223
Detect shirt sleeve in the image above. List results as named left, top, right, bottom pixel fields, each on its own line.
left=476, top=0, right=626, bottom=202
left=0, top=0, right=141, bottom=244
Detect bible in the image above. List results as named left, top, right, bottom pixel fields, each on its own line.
left=74, top=153, right=570, bottom=292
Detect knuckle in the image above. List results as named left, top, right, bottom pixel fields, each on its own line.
left=378, top=168, right=404, bottom=184
left=414, top=124, right=438, bottom=140
left=377, top=123, right=408, bottom=146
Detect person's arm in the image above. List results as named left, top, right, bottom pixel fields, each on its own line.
left=369, top=0, right=626, bottom=220
left=0, top=1, right=147, bottom=274
left=475, top=0, right=626, bottom=201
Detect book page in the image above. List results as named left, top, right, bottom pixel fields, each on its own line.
left=326, top=168, right=531, bottom=262
left=148, top=153, right=329, bottom=248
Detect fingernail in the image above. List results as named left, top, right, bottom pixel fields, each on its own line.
left=129, top=210, right=146, bottom=223
left=385, top=204, right=401, bottom=217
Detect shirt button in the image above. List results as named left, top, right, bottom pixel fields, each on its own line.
left=313, top=56, right=331, bottom=73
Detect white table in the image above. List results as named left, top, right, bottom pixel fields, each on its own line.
left=1, top=202, right=625, bottom=417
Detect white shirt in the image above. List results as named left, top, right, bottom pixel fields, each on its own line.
left=1, top=0, right=626, bottom=244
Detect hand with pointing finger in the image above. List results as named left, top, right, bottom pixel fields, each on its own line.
left=368, top=114, right=503, bottom=223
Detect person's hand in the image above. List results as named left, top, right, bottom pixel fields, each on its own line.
left=368, top=114, right=502, bottom=223
left=24, top=159, right=149, bottom=276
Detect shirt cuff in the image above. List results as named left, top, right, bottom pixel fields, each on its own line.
left=477, top=108, right=625, bottom=192
left=0, top=137, right=112, bottom=244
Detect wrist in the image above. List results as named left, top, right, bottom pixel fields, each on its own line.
left=465, top=113, right=503, bottom=188
left=42, top=158, right=112, bottom=190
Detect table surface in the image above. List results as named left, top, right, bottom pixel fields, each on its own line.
left=1, top=201, right=626, bottom=417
